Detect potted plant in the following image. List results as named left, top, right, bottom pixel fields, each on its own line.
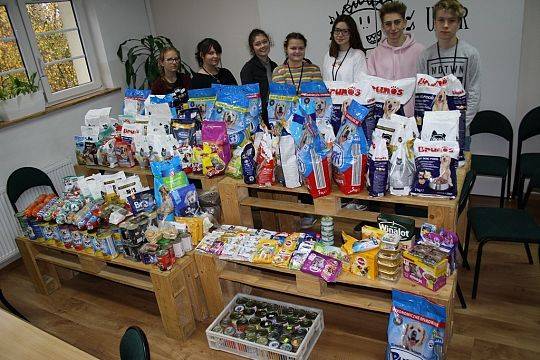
left=0, top=73, right=46, bottom=121
left=117, top=35, right=194, bottom=89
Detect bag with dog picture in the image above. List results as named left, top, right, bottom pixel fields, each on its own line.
left=242, top=83, right=262, bottom=135
left=300, top=81, right=335, bottom=149
left=363, top=75, right=416, bottom=146
left=208, top=86, right=250, bottom=148
left=421, top=110, right=460, bottom=143
left=387, top=289, right=446, bottom=360
left=267, top=82, right=297, bottom=131
left=188, top=87, right=217, bottom=120
left=414, top=74, right=467, bottom=161
left=411, top=139, right=459, bottom=199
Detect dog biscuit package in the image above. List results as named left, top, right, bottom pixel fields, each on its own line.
left=267, top=82, right=297, bottom=130
left=411, top=139, right=459, bottom=199
left=387, top=290, right=446, bottom=360
left=209, top=86, right=250, bottom=147
left=415, top=74, right=466, bottom=160
left=421, top=110, right=460, bottom=143
left=188, top=87, right=216, bottom=120
left=242, top=83, right=262, bottom=134
left=332, top=99, right=369, bottom=194
left=368, top=134, right=389, bottom=197
left=300, top=81, right=335, bottom=148
left=114, top=139, right=136, bottom=168
left=364, top=75, right=415, bottom=146
left=123, top=88, right=151, bottom=116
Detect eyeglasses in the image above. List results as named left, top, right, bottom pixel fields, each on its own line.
left=165, top=57, right=180, bottom=63
left=383, top=19, right=404, bottom=28
left=333, top=28, right=350, bottom=36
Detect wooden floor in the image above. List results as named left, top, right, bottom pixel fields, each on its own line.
left=1, top=195, right=539, bottom=360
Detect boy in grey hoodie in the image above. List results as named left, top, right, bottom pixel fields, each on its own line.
left=417, top=0, right=480, bottom=133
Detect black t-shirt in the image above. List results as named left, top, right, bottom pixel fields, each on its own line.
left=190, top=68, right=238, bottom=89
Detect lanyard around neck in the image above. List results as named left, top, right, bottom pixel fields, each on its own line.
left=437, top=38, right=459, bottom=76
left=332, top=47, right=351, bottom=81
left=287, top=61, right=304, bottom=95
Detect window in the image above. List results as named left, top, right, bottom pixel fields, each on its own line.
left=0, top=0, right=101, bottom=104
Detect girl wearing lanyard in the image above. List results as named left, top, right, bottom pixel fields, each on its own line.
left=271, top=32, right=322, bottom=94
left=322, top=15, right=367, bottom=82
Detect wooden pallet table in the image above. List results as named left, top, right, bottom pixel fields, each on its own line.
left=15, top=236, right=208, bottom=341
left=195, top=252, right=456, bottom=355
left=73, top=163, right=224, bottom=191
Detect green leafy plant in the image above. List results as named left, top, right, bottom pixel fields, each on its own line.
left=0, top=73, right=40, bottom=101
left=117, top=35, right=193, bottom=89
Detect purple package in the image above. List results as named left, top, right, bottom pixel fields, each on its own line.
left=301, top=250, right=342, bottom=282
left=202, top=121, right=231, bottom=163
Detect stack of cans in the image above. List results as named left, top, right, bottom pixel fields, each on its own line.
left=320, top=216, right=334, bottom=246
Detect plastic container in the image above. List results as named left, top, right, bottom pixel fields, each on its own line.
left=206, top=293, right=324, bottom=360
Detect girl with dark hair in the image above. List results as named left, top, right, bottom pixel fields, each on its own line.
left=322, top=14, right=367, bottom=82
left=151, top=47, right=191, bottom=100
left=191, top=38, right=237, bottom=89
left=240, top=29, right=278, bottom=126
left=272, top=32, right=322, bottom=94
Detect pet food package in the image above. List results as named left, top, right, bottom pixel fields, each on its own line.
left=267, top=82, right=297, bottom=130
left=252, top=239, right=279, bottom=264
left=121, top=123, right=145, bottom=144
left=226, top=146, right=243, bottom=179
left=242, top=83, right=262, bottom=134
left=241, top=142, right=256, bottom=184
left=114, top=139, right=136, bottom=167
left=279, top=133, right=301, bottom=188
left=364, top=75, right=416, bottom=146
left=127, top=189, right=156, bottom=215
left=421, top=110, right=460, bottom=143
left=150, top=157, right=189, bottom=221
left=403, top=244, right=449, bottom=291
left=332, top=100, right=369, bottom=194
left=208, top=86, right=250, bottom=147
left=115, top=175, right=144, bottom=200
left=85, top=107, right=112, bottom=129
left=201, top=142, right=226, bottom=178
left=188, top=87, right=216, bottom=120
left=378, top=213, right=416, bottom=250
left=411, top=139, right=459, bottom=199
left=301, top=251, right=342, bottom=282
left=349, top=248, right=378, bottom=279
left=124, top=88, right=151, bottom=116
left=297, top=119, right=332, bottom=198
left=256, top=132, right=275, bottom=186
left=300, top=81, right=335, bottom=148
left=389, top=140, right=416, bottom=196
left=415, top=74, right=467, bottom=159
left=368, top=134, right=389, bottom=197
left=147, top=94, right=175, bottom=117
left=170, top=183, right=199, bottom=217
left=387, top=290, right=446, bottom=360
left=202, top=120, right=231, bottom=164
left=97, top=138, right=117, bottom=168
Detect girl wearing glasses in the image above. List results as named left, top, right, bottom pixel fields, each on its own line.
left=240, top=29, right=277, bottom=126
left=151, top=47, right=191, bottom=98
left=191, top=38, right=238, bottom=89
left=322, top=14, right=367, bottom=83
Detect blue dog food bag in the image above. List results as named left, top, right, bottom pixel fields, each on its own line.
left=387, top=290, right=446, bottom=360
left=242, top=83, right=262, bottom=135
left=124, top=88, right=151, bottom=116
left=208, top=86, right=250, bottom=147
left=169, top=183, right=200, bottom=217
left=188, top=87, right=217, bottom=120
left=267, top=82, right=297, bottom=130
left=300, top=81, right=334, bottom=148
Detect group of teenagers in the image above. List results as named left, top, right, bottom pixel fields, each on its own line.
left=151, top=0, right=480, bottom=129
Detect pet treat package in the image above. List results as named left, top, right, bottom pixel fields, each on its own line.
left=297, top=119, right=332, bottom=198
left=150, top=156, right=189, bottom=221
left=170, top=183, right=200, bottom=217
left=208, top=86, right=250, bottom=147
left=123, top=88, right=151, bottom=116
left=411, top=139, right=459, bottom=199
left=201, top=142, right=227, bottom=178
left=301, top=251, right=342, bottom=282
left=226, top=146, right=244, bottom=179
left=368, top=134, right=389, bottom=197
left=97, top=138, right=117, bottom=168
left=280, top=133, right=301, bottom=188
left=188, top=87, right=216, bottom=120
left=364, top=75, right=416, bottom=146
left=241, top=142, right=256, bottom=184
left=378, top=213, right=416, bottom=249
left=256, top=132, right=275, bottom=186
left=242, top=83, right=262, bottom=134
left=332, top=100, right=369, bottom=194
left=415, top=74, right=466, bottom=160
left=171, top=115, right=197, bottom=147
left=201, top=121, right=231, bottom=164
left=267, top=82, right=297, bottom=130
left=421, top=110, right=460, bottom=143
left=387, top=290, right=446, bottom=360
left=300, top=81, right=335, bottom=148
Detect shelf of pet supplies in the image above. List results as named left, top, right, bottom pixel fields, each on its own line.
left=16, top=236, right=200, bottom=341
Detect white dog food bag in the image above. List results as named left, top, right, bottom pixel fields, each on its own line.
left=421, top=110, right=460, bottom=143
left=411, top=139, right=459, bottom=199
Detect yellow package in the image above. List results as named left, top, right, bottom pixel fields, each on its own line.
left=361, top=225, right=385, bottom=240
left=342, top=231, right=379, bottom=255
left=175, top=216, right=203, bottom=244
left=252, top=239, right=279, bottom=264
left=349, top=248, right=379, bottom=279
left=272, top=248, right=293, bottom=268
left=282, top=237, right=297, bottom=252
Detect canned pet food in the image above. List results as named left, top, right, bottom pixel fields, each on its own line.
left=268, top=340, right=280, bottom=349
left=380, top=233, right=401, bottom=251
left=377, top=251, right=402, bottom=268
left=320, top=216, right=333, bottom=226
left=139, top=243, right=159, bottom=265
left=157, top=249, right=173, bottom=271
left=279, top=343, right=293, bottom=352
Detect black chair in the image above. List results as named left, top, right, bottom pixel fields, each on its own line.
left=469, top=111, right=513, bottom=208
left=120, top=326, right=150, bottom=360
left=465, top=170, right=540, bottom=299
left=512, top=106, right=540, bottom=202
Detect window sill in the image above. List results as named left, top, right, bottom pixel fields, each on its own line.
left=0, top=87, right=121, bottom=131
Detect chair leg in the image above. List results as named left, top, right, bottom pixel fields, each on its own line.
left=499, top=176, right=506, bottom=208
left=524, top=243, right=533, bottom=264
left=472, top=240, right=487, bottom=300
left=457, top=241, right=470, bottom=270
left=0, top=289, right=28, bottom=322
left=456, top=281, right=467, bottom=309
left=518, top=177, right=526, bottom=207
left=463, top=220, right=472, bottom=270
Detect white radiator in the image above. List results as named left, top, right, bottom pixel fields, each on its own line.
left=0, top=158, right=76, bottom=268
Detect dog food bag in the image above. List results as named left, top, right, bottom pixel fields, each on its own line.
left=151, top=156, right=189, bottom=221
left=368, top=134, right=389, bottom=197
left=411, top=139, right=459, bottom=199
left=389, top=140, right=416, bottom=196
left=301, top=250, right=342, bottom=282
left=267, top=82, right=297, bottom=130
left=226, top=146, right=244, bottom=179
left=332, top=99, right=369, bottom=194
left=363, top=75, right=415, bottom=145
left=241, top=83, right=262, bottom=135
left=300, top=81, right=335, bottom=149
left=202, top=120, right=231, bottom=164
left=188, top=87, right=216, bottom=120
left=387, top=290, right=446, bottom=360
left=114, top=139, right=136, bottom=167
left=279, top=133, right=301, bottom=188
left=123, top=88, right=151, bottom=116
left=421, top=110, right=460, bottom=143
left=241, top=142, right=257, bottom=184
left=201, top=142, right=226, bottom=178
left=208, top=86, right=250, bottom=147
left=170, top=183, right=200, bottom=217
left=415, top=74, right=467, bottom=160
left=297, top=119, right=332, bottom=198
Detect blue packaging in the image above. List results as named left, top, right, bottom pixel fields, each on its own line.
left=368, top=134, right=389, bottom=197
left=123, top=88, right=151, bottom=116
left=169, top=183, right=200, bottom=217
left=150, top=156, right=189, bottom=220
left=188, top=87, right=216, bottom=120
left=267, top=82, right=297, bottom=130
left=242, top=83, right=262, bottom=134
left=208, top=85, right=250, bottom=147
left=127, top=189, right=156, bottom=215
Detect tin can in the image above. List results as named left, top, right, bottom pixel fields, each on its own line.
left=100, top=231, right=118, bottom=259
left=320, top=216, right=333, bottom=226
left=139, top=243, right=158, bottom=265
left=172, top=240, right=184, bottom=258
left=211, top=325, right=223, bottom=333
left=243, top=308, right=255, bottom=319
left=268, top=340, right=280, bottom=349
left=146, top=212, right=158, bottom=227
left=122, top=242, right=142, bottom=262
left=180, top=232, right=192, bottom=252
left=156, top=248, right=173, bottom=271
left=236, top=318, right=248, bottom=332
left=224, top=326, right=236, bottom=336
left=279, top=343, right=293, bottom=352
